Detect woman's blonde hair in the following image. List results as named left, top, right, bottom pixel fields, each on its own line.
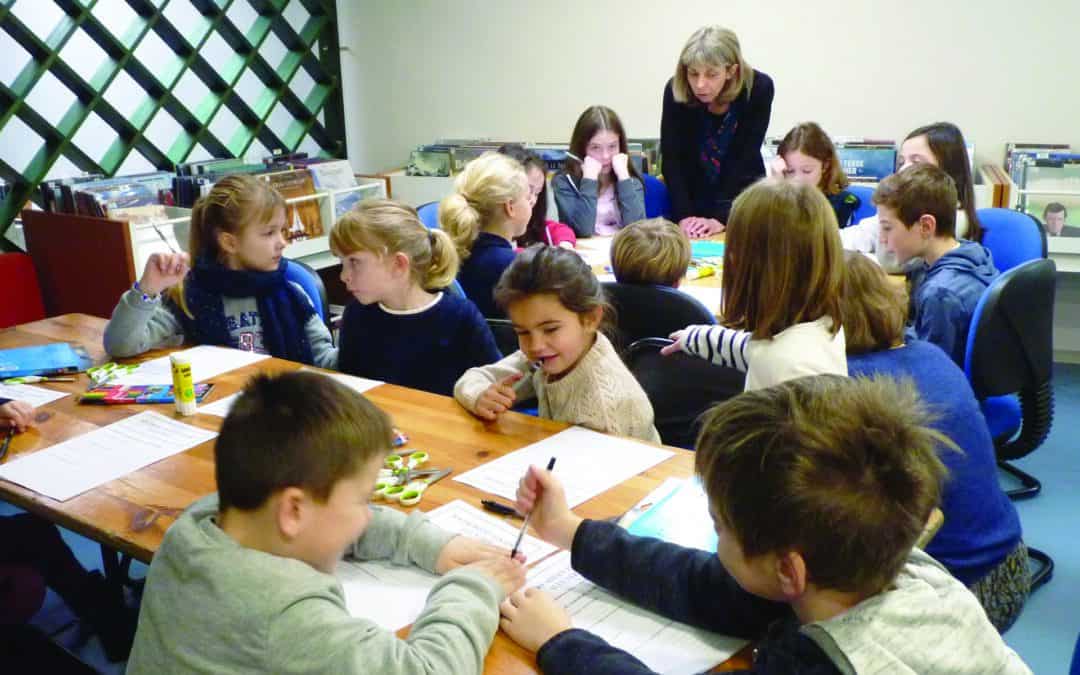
left=721, top=178, right=844, bottom=339
left=170, top=174, right=285, bottom=317
left=672, top=25, right=753, bottom=106
left=840, top=250, right=907, bottom=355
left=330, top=199, right=459, bottom=291
left=439, top=151, right=526, bottom=260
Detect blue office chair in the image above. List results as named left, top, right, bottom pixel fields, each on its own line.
left=623, top=337, right=745, bottom=449
left=1071, top=633, right=1080, bottom=675
left=284, top=258, right=328, bottom=324
left=977, top=208, right=1047, bottom=273
left=602, top=282, right=716, bottom=352
left=847, top=184, right=876, bottom=225
left=642, top=174, right=671, bottom=219
left=417, top=201, right=439, bottom=229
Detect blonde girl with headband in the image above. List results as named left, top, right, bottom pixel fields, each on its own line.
left=104, top=174, right=336, bottom=367
left=332, top=199, right=501, bottom=396
left=440, top=151, right=535, bottom=317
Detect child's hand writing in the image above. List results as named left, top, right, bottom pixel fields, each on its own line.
left=435, top=535, right=525, bottom=575
left=582, top=156, right=603, bottom=181
left=0, top=400, right=35, bottom=432
left=660, top=329, right=689, bottom=356
left=474, top=373, right=521, bottom=421
left=461, top=556, right=526, bottom=598
left=516, top=464, right=582, bottom=551
left=500, top=588, right=572, bottom=652
left=611, top=153, right=630, bottom=181
left=139, top=252, right=190, bottom=297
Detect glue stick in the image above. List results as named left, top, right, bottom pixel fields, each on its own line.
left=170, top=354, right=197, bottom=416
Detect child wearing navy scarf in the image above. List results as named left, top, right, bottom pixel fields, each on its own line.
left=104, top=174, right=336, bottom=368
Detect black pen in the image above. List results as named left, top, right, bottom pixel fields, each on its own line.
left=0, top=427, right=15, bottom=463
left=510, top=456, right=556, bottom=559
left=481, top=499, right=523, bottom=519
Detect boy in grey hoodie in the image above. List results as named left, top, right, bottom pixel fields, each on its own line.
left=127, top=371, right=525, bottom=675
left=875, top=164, right=999, bottom=367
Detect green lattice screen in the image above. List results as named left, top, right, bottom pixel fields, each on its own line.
left=0, top=0, right=345, bottom=243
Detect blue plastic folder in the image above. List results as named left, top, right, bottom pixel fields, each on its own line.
left=626, top=478, right=718, bottom=552
left=0, top=343, right=91, bottom=378
left=690, top=241, right=726, bottom=259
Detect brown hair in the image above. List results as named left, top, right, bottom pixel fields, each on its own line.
left=497, top=144, right=550, bottom=248
left=216, top=371, right=393, bottom=511
left=777, top=122, right=849, bottom=195
left=494, top=244, right=613, bottom=334
left=873, top=164, right=958, bottom=238
left=170, top=174, right=285, bottom=317
left=840, top=251, right=907, bottom=355
left=904, top=123, right=982, bottom=242
left=671, top=25, right=753, bottom=106
left=439, top=152, right=526, bottom=260
left=721, top=178, right=843, bottom=339
left=564, top=106, right=643, bottom=188
left=695, top=374, right=950, bottom=594
left=611, top=218, right=692, bottom=287
left=330, top=199, right=459, bottom=291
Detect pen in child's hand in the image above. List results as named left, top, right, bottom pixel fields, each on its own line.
left=511, top=361, right=541, bottom=396
left=510, top=456, right=556, bottom=559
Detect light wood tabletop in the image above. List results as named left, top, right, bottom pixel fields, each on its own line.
left=0, top=314, right=752, bottom=672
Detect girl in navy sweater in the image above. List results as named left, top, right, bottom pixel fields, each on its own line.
left=332, top=199, right=501, bottom=396
left=840, top=250, right=1027, bottom=632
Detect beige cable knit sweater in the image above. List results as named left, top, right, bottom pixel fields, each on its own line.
left=454, top=333, right=661, bottom=444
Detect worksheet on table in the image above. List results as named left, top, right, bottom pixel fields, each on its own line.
left=0, top=382, right=70, bottom=407
left=108, top=345, right=269, bottom=386
left=199, top=370, right=383, bottom=418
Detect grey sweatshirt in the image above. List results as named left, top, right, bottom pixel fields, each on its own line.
left=552, top=174, right=646, bottom=237
left=103, top=286, right=337, bottom=369
left=126, top=495, right=506, bottom=675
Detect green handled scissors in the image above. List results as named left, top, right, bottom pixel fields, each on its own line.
left=374, top=451, right=451, bottom=506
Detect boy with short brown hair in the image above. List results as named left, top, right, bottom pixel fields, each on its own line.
left=610, top=218, right=692, bottom=288
left=499, top=375, right=1031, bottom=674
left=128, top=371, right=525, bottom=675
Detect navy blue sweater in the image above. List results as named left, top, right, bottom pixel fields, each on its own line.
left=457, top=232, right=516, bottom=318
left=660, top=71, right=774, bottom=224
left=828, top=189, right=860, bottom=228
left=537, top=520, right=839, bottom=675
left=337, top=292, right=501, bottom=396
left=848, top=341, right=1022, bottom=585
left=906, top=241, right=998, bottom=367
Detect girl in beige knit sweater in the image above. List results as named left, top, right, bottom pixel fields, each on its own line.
left=454, top=245, right=661, bottom=444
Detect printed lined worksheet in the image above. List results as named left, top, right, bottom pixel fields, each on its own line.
left=0, top=382, right=70, bottom=407
left=108, top=345, right=269, bottom=385
left=426, top=500, right=557, bottom=563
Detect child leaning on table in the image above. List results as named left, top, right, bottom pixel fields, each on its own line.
left=499, top=375, right=1033, bottom=675
left=127, top=371, right=526, bottom=675
left=610, top=217, right=692, bottom=288
left=103, top=174, right=336, bottom=368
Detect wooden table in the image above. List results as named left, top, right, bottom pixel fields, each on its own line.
left=0, top=314, right=750, bottom=672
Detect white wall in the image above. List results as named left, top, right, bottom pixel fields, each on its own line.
left=336, top=0, right=1080, bottom=173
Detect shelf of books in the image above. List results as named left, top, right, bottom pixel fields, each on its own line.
left=1001, top=143, right=1080, bottom=272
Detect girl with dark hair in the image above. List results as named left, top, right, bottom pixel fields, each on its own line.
left=551, top=106, right=646, bottom=238
left=495, top=145, right=576, bottom=249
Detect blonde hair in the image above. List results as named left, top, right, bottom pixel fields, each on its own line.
left=439, top=152, right=526, bottom=260
left=721, top=178, right=844, bottom=339
left=330, top=199, right=459, bottom=291
left=840, top=250, right=907, bottom=355
left=611, top=218, right=692, bottom=287
left=672, top=25, right=753, bottom=105
left=170, top=174, right=285, bottom=317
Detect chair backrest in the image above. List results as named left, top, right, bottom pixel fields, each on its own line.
left=284, top=258, right=328, bottom=323
left=602, top=282, right=716, bottom=351
left=486, top=318, right=519, bottom=358
left=846, top=184, right=877, bottom=225
left=0, top=253, right=47, bottom=328
left=976, top=207, right=1047, bottom=272
left=623, top=338, right=745, bottom=449
left=417, top=201, right=440, bottom=229
left=642, top=174, right=671, bottom=219
left=964, top=258, right=1056, bottom=460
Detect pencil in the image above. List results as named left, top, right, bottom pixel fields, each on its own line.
left=510, top=456, right=556, bottom=558
left=151, top=224, right=177, bottom=253
left=0, top=427, right=15, bottom=463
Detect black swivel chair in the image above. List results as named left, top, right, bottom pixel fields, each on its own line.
left=623, top=338, right=745, bottom=449
left=964, top=257, right=1057, bottom=590
left=602, top=282, right=716, bottom=352
left=486, top=318, right=519, bottom=358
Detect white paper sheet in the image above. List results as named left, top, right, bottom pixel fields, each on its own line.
left=425, top=500, right=557, bottom=563
left=108, top=345, right=269, bottom=386
left=198, top=392, right=240, bottom=418
left=527, top=551, right=746, bottom=674
left=0, top=411, right=217, bottom=501
left=0, top=383, right=70, bottom=407
left=300, top=368, right=384, bottom=394
left=336, top=558, right=439, bottom=631
left=454, top=426, right=674, bottom=507
left=678, top=285, right=723, bottom=314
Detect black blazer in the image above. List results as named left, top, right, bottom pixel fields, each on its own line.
left=660, top=70, right=774, bottom=223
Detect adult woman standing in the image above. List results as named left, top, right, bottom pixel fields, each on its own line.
left=661, top=26, right=774, bottom=238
